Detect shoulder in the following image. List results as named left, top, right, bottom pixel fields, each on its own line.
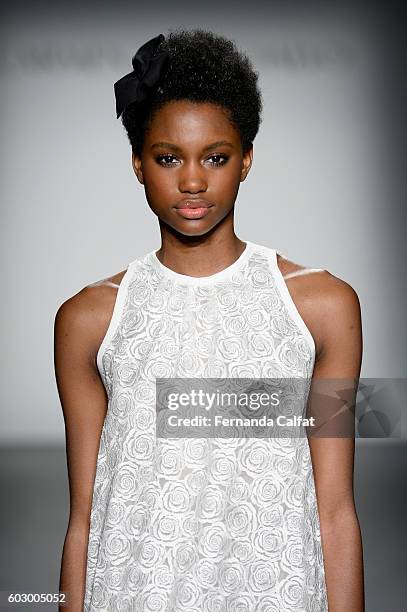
left=54, top=268, right=128, bottom=360
left=276, top=253, right=361, bottom=356
left=276, top=252, right=360, bottom=306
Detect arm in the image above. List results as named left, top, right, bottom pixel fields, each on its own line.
left=54, top=288, right=109, bottom=611
left=308, top=276, right=364, bottom=611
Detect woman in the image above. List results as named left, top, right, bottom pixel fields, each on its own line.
left=54, top=29, right=364, bottom=611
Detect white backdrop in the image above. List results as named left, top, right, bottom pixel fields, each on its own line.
left=1, top=3, right=404, bottom=444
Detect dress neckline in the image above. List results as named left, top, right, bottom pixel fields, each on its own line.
left=149, top=240, right=254, bottom=285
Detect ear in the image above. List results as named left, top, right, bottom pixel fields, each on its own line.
left=240, top=144, right=253, bottom=182
left=132, top=151, right=144, bottom=184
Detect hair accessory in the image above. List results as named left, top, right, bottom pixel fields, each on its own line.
left=114, top=33, right=169, bottom=119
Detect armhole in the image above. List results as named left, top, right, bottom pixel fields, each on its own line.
left=269, top=248, right=316, bottom=358
left=96, top=262, right=135, bottom=380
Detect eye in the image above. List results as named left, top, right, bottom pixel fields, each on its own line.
left=155, top=153, right=229, bottom=168
left=207, top=154, right=229, bottom=167
left=155, top=154, right=179, bottom=167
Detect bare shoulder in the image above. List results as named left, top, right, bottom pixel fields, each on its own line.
left=54, top=268, right=128, bottom=363
left=276, top=253, right=361, bottom=356
left=86, top=268, right=127, bottom=290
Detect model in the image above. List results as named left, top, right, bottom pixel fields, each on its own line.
left=54, top=29, right=364, bottom=611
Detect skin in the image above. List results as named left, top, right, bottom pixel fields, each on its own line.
left=55, top=100, right=364, bottom=611
left=132, top=100, right=253, bottom=275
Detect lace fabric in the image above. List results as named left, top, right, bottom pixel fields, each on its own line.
left=84, top=241, right=328, bottom=611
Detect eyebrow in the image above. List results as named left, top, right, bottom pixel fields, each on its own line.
left=151, top=140, right=234, bottom=152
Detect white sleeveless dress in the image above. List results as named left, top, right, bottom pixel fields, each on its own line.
left=84, top=240, right=328, bottom=611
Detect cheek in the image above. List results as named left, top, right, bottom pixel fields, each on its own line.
left=211, top=164, right=242, bottom=194
left=142, top=160, right=242, bottom=200
left=144, top=168, right=175, bottom=198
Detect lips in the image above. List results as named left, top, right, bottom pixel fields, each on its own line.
left=175, top=199, right=214, bottom=209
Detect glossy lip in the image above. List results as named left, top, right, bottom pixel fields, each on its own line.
left=175, top=198, right=215, bottom=209
left=175, top=206, right=213, bottom=219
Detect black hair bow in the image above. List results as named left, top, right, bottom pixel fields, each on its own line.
left=114, top=33, right=169, bottom=119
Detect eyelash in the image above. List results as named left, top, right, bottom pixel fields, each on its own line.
left=155, top=154, right=229, bottom=167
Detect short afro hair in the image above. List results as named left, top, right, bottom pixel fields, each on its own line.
left=121, top=28, right=263, bottom=156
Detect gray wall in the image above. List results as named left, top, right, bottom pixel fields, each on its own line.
left=1, top=2, right=406, bottom=444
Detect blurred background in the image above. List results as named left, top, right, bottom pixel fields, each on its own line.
left=1, top=0, right=406, bottom=609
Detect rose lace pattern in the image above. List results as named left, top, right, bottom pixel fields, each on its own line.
left=83, top=241, right=328, bottom=611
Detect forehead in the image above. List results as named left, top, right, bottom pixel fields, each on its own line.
left=146, top=100, right=240, bottom=147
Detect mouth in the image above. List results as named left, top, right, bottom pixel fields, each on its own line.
left=174, top=198, right=215, bottom=220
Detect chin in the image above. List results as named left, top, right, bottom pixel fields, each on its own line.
left=164, top=209, right=230, bottom=237
left=172, top=224, right=215, bottom=238
left=160, top=216, right=219, bottom=238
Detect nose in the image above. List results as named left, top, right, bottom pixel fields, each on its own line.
left=178, top=160, right=208, bottom=193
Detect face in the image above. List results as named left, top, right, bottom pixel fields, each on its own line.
left=132, top=100, right=253, bottom=237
